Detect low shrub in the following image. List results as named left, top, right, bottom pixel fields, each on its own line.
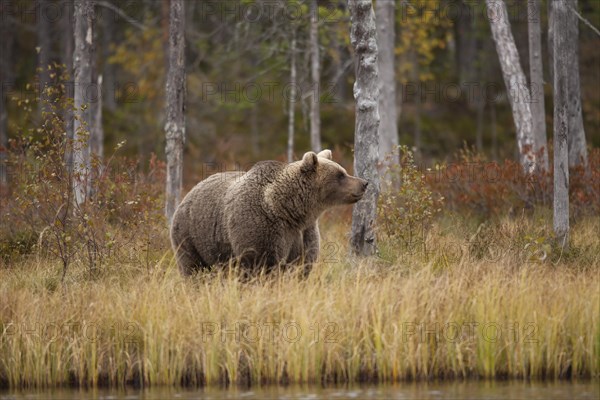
left=0, top=66, right=166, bottom=277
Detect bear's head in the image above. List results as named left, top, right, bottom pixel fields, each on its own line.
left=300, top=149, right=368, bottom=207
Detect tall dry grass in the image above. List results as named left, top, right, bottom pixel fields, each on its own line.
left=0, top=212, right=598, bottom=388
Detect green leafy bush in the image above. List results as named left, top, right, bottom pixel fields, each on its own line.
left=377, top=146, right=444, bottom=256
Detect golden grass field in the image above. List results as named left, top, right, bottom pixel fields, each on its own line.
left=0, top=209, right=598, bottom=388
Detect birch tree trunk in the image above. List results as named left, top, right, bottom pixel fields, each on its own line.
left=375, top=0, right=398, bottom=167
left=348, top=0, right=380, bottom=256
left=411, top=50, right=421, bottom=161
left=89, top=20, right=102, bottom=165
left=547, top=0, right=554, bottom=83
left=309, top=0, right=321, bottom=153
left=527, top=0, right=549, bottom=170
left=165, top=0, right=186, bottom=224
left=73, top=0, right=95, bottom=206
left=486, top=0, right=535, bottom=172
left=62, top=0, right=74, bottom=169
left=552, top=0, right=569, bottom=248
left=565, top=0, right=588, bottom=168
left=287, top=31, right=297, bottom=163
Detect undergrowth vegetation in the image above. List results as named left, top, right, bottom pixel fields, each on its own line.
left=0, top=214, right=598, bottom=388
left=0, top=70, right=165, bottom=274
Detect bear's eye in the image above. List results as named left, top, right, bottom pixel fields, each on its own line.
left=337, top=171, right=345, bottom=180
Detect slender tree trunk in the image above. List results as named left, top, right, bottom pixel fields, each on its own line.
left=552, top=0, right=569, bottom=247
left=287, top=31, right=297, bottom=163
left=89, top=13, right=101, bottom=164
left=62, top=0, right=74, bottom=160
left=90, top=74, right=103, bottom=160
left=73, top=0, right=95, bottom=206
left=527, top=0, right=549, bottom=170
left=565, top=0, right=588, bottom=168
left=375, top=0, right=398, bottom=167
left=37, top=0, right=52, bottom=117
left=309, top=0, right=321, bottom=153
left=547, top=0, right=554, bottom=83
left=412, top=50, right=421, bottom=161
left=486, top=0, right=535, bottom=172
left=348, top=0, right=380, bottom=256
left=164, top=0, right=186, bottom=224
left=0, top=6, right=13, bottom=190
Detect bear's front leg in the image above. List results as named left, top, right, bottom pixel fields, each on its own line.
left=291, top=224, right=320, bottom=277
left=302, top=224, right=320, bottom=264
left=233, top=229, right=289, bottom=272
left=287, top=224, right=320, bottom=268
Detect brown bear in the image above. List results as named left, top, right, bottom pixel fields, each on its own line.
left=170, top=149, right=368, bottom=275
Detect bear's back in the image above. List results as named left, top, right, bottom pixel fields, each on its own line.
left=225, top=160, right=284, bottom=208
left=245, top=160, right=285, bottom=185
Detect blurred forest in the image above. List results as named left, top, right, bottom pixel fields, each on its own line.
left=1, top=0, right=598, bottom=188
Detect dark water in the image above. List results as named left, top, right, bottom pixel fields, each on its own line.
left=1, top=381, right=599, bottom=399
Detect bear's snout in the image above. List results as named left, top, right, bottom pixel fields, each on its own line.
left=345, top=177, right=368, bottom=203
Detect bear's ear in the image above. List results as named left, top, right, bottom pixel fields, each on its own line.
left=317, top=149, right=332, bottom=160
left=301, top=151, right=319, bottom=172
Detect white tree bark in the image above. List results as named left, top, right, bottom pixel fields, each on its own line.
left=412, top=50, right=422, bottom=161
left=527, top=0, right=548, bottom=171
left=62, top=0, right=74, bottom=169
left=553, top=0, right=569, bottom=247
left=375, top=0, right=398, bottom=167
left=547, top=0, right=554, bottom=83
left=287, top=31, right=297, bottom=163
left=348, top=0, right=380, bottom=256
left=72, top=0, right=95, bottom=206
left=165, top=0, right=186, bottom=224
left=565, top=0, right=588, bottom=168
left=486, top=0, right=535, bottom=172
left=309, top=0, right=321, bottom=153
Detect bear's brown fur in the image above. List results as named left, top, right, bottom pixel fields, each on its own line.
left=170, top=149, right=368, bottom=275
